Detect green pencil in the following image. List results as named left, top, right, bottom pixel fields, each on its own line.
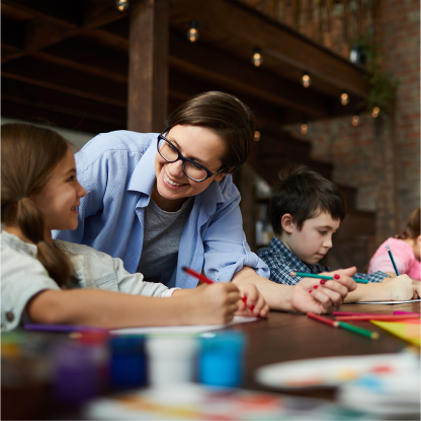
left=293, top=273, right=369, bottom=284
left=338, top=321, right=379, bottom=340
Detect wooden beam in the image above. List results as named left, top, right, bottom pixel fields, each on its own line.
left=1, top=0, right=133, bottom=64
left=128, top=0, right=169, bottom=132
left=169, top=0, right=370, bottom=98
left=169, top=31, right=330, bottom=118
left=2, top=77, right=126, bottom=128
left=1, top=56, right=127, bottom=107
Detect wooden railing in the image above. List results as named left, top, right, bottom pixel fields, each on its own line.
left=238, top=0, right=377, bottom=60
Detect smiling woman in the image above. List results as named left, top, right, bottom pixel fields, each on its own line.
left=52, top=91, right=355, bottom=314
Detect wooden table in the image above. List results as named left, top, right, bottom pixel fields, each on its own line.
left=234, top=301, right=421, bottom=398
left=3, top=301, right=420, bottom=419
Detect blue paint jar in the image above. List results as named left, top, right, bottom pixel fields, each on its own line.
left=199, top=331, right=245, bottom=388
left=109, top=337, right=147, bottom=389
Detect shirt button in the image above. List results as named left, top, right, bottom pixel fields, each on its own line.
left=5, top=311, right=14, bottom=322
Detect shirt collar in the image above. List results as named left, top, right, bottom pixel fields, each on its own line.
left=127, top=137, right=158, bottom=196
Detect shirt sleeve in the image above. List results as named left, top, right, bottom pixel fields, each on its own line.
left=111, top=255, right=171, bottom=297
left=1, top=246, right=60, bottom=332
left=354, top=271, right=390, bottom=283
left=201, top=180, right=270, bottom=282
left=257, top=250, right=300, bottom=285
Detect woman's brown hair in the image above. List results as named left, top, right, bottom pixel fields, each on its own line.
left=397, top=208, right=420, bottom=240
left=165, top=91, right=257, bottom=172
left=1, top=123, right=72, bottom=286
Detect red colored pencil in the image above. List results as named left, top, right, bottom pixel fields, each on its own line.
left=335, top=314, right=420, bottom=322
left=182, top=266, right=249, bottom=306
left=182, top=266, right=215, bottom=284
left=307, top=312, right=339, bottom=327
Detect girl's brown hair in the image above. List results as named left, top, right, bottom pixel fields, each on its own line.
left=165, top=91, right=257, bottom=172
left=398, top=208, right=420, bottom=240
left=1, top=123, right=72, bottom=286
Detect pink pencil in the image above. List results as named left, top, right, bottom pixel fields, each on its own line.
left=333, top=311, right=388, bottom=316
left=335, top=314, right=420, bottom=322
left=393, top=311, right=421, bottom=315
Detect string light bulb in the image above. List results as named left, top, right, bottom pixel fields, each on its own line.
left=372, top=107, right=380, bottom=118
left=302, top=71, right=311, bottom=88
left=187, top=20, right=199, bottom=43
left=340, top=91, right=349, bottom=106
left=254, top=131, right=261, bottom=142
left=116, top=0, right=129, bottom=11
left=252, top=48, right=262, bottom=67
left=352, top=113, right=360, bottom=126
left=301, top=122, right=308, bottom=135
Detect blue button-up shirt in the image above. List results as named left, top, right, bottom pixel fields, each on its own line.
left=258, top=236, right=389, bottom=285
left=53, top=131, right=269, bottom=289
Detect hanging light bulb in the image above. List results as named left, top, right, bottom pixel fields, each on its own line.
left=352, top=113, right=360, bottom=126
left=340, top=91, right=349, bottom=106
left=116, top=0, right=129, bottom=12
left=302, top=71, right=311, bottom=88
left=372, top=106, right=380, bottom=118
left=301, top=122, right=308, bottom=135
left=187, top=20, right=199, bottom=43
left=252, top=48, right=262, bottom=67
left=254, top=131, right=261, bottom=141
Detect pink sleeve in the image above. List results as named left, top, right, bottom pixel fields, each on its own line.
left=368, top=240, right=412, bottom=275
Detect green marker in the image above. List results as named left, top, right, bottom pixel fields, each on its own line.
left=338, top=321, right=379, bottom=340
left=293, top=273, right=369, bottom=284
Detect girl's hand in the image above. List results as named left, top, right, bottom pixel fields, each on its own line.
left=290, top=267, right=357, bottom=314
left=235, top=283, right=269, bottom=318
left=382, top=274, right=416, bottom=300
left=185, top=282, right=240, bottom=325
left=413, top=279, right=420, bottom=299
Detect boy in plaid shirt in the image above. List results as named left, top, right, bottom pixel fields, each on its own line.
left=258, top=166, right=419, bottom=302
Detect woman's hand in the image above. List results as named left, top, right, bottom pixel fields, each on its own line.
left=184, top=282, right=240, bottom=325
left=290, top=267, right=357, bottom=314
left=235, top=283, right=269, bottom=318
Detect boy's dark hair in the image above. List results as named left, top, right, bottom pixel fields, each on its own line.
left=270, top=165, right=346, bottom=235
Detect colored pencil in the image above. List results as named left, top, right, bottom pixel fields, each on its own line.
left=333, top=311, right=385, bottom=316
left=292, top=272, right=369, bottom=283
left=394, top=311, right=421, bottom=315
left=307, top=313, right=339, bottom=327
left=182, top=266, right=249, bottom=306
left=386, top=244, right=400, bottom=276
left=335, top=314, right=420, bottom=322
left=337, top=322, right=379, bottom=340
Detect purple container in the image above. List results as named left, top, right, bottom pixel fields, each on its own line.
left=52, top=342, right=99, bottom=406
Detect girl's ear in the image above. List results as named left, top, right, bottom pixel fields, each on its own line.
left=281, top=213, right=295, bottom=234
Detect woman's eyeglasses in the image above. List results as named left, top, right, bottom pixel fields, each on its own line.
left=157, top=135, right=226, bottom=182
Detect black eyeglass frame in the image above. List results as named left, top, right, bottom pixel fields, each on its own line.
left=157, top=134, right=226, bottom=182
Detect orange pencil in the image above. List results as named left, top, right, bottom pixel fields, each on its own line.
left=307, top=312, right=339, bottom=327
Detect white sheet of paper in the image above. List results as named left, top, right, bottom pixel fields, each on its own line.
left=110, top=316, right=259, bottom=335
left=357, top=298, right=421, bottom=305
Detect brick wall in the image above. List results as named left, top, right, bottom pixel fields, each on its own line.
left=285, top=0, right=420, bottom=237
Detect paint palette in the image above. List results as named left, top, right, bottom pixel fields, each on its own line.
left=255, top=353, right=417, bottom=389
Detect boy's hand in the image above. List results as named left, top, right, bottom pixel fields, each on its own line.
left=235, top=284, right=269, bottom=318
left=382, top=274, right=416, bottom=300
left=290, top=267, right=357, bottom=314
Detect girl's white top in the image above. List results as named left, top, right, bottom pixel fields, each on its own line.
left=1, top=231, right=178, bottom=331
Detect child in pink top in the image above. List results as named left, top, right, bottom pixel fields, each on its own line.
left=369, top=208, right=420, bottom=280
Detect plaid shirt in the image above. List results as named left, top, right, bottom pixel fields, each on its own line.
left=257, top=236, right=389, bottom=285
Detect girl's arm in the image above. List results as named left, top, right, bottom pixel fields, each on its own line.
left=26, top=282, right=241, bottom=329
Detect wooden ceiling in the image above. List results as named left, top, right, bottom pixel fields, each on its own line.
left=1, top=0, right=370, bottom=135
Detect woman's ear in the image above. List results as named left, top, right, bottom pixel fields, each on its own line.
left=281, top=214, right=295, bottom=234
left=215, top=167, right=235, bottom=182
